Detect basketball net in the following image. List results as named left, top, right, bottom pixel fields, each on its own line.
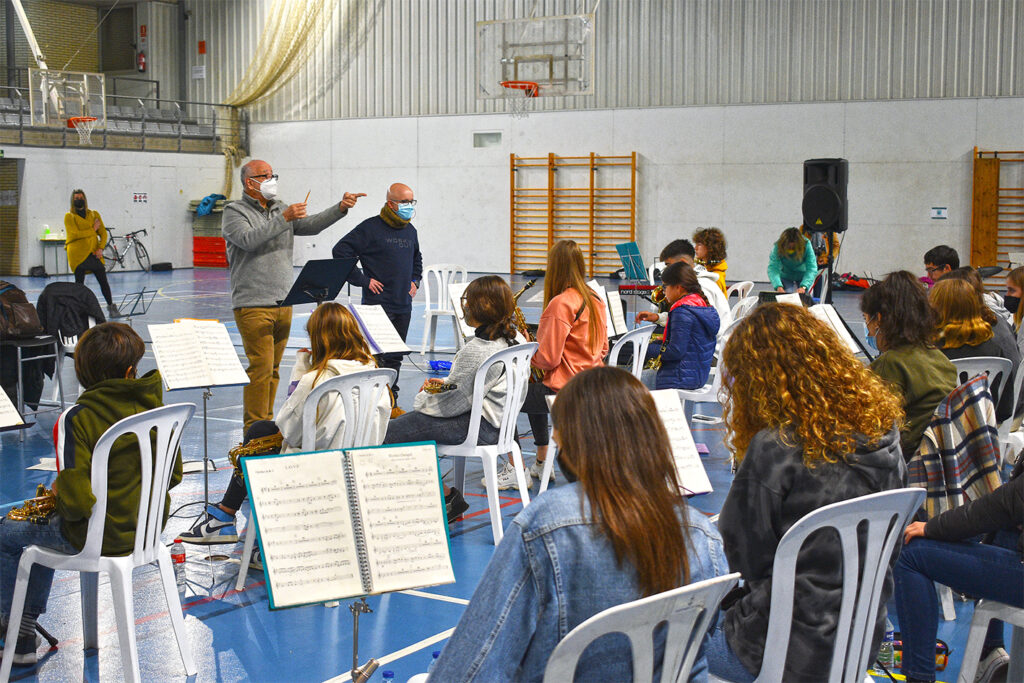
left=68, top=117, right=98, bottom=146
left=501, top=81, right=538, bottom=119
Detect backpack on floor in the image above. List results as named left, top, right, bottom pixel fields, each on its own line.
left=0, top=280, right=44, bottom=340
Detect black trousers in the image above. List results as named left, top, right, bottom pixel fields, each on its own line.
left=379, top=310, right=411, bottom=398
left=520, top=382, right=555, bottom=446
left=74, top=254, right=113, bottom=306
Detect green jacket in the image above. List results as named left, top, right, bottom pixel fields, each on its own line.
left=767, top=241, right=818, bottom=291
left=55, top=370, right=183, bottom=555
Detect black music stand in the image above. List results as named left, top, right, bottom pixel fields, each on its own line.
left=278, top=258, right=358, bottom=307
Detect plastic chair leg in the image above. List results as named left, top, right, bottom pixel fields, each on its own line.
left=1009, top=625, right=1024, bottom=683
left=452, top=457, right=467, bottom=493
left=420, top=313, right=432, bottom=354
left=451, top=316, right=464, bottom=351
left=235, top=516, right=257, bottom=592
left=156, top=552, right=197, bottom=675
left=80, top=571, right=99, bottom=649
left=539, top=444, right=557, bottom=494
left=508, top=443, right=531, bottom=508
left=938, top=584, right=957, bottom=621
left=481, top=454, right=503, bottom=544
left=0, top=554, right=34, bottom=682
left=108, top=564, right=141, bottom=683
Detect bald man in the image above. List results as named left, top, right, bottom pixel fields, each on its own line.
left=223, top=159, right=364, bottom=428
left=332, top=183, right=423, bottom=409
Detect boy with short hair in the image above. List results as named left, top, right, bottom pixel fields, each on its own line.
left=0, top=322, right=180, bottom=667
left=924, top=245, right=960, bottom=284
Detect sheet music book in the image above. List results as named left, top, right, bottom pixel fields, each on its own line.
left=348, top=304, right=411, bottom=355
left=0, top=389, right=25, bottom=430
left=649, top=390, right=713, bottom=495
left=242, top=442, right=455, bottom=609
left=808, top=303, right=865, bottom=356
left=775, top=292, right=803, bottom=306
left=587, top=279, right=627, bottom=338
left=147, top=319, right=249, bottom=392
left=447, top=281, right=474, bottom=340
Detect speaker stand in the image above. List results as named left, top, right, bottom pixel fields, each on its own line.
left=824, top=230, right=835, bottom=305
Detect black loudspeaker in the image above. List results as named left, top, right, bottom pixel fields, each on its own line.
left=802, top=158, right=848, bottom=233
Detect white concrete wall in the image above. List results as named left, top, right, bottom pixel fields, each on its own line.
left=11, top=148, right=226, bottom=274
left=251, top=96, right=1023, bottom=282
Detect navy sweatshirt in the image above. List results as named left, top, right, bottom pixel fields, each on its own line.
left=332, top=215, right=423, bottom=314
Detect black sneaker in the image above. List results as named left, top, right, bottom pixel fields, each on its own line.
left=249, top=545, right=263, bottom=571
left=445, top=488, right=469, bottom=523
left=0, top=633, right=40, bottom=667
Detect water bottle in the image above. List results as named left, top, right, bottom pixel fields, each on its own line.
left=381, top=671, right=395, bottom=682
left=877, top=617, right=895, bottom=668
left=427, top=649, right=441, bottom=673
left=170, top=538, right=187, bottom=599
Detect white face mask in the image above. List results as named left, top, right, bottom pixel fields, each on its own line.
left=254, top=176, right=278, bottom=200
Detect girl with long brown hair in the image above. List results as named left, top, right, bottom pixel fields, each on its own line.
left=429, top=366, right=728, bottom=681
left=181, top=303, right=389, bottom=552
left=930, top=278, right=1020, bottom=423
left=706, top=303, right=905, bottom=683
left=504, top=240, right=608, bottom=490
left=385, top=275, right=519, bottom=521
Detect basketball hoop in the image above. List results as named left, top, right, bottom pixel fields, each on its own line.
left=67, top=116, right=98, bottom=146
left=500, top=81, right=538, bottom=119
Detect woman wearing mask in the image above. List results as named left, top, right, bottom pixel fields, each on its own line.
left=64, top=189, right=117, bottom=316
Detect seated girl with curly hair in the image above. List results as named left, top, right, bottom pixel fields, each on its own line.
left=705, top=303, right=906, bottom=683
left=692, top=226, right=728, bottom=295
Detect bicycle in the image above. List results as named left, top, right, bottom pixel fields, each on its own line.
left=103, top=228, right=151, bottom=272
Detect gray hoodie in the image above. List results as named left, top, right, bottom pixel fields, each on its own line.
left=718, top=425, right=907, bottom=683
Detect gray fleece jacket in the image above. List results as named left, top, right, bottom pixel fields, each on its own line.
left=222, top=194, right=347, bottom=309
left=413, top=336, right=511, bottom=427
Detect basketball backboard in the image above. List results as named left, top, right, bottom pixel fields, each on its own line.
left=28, top=68, right=106, bottom=127
left=476, top=14, right=595, bottom=99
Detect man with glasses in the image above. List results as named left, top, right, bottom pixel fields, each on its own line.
left=923, top=245, right=959, bottom=285
left=223, top=158, right=365, bottom=429
left=332, top=183, right=423, bottom=414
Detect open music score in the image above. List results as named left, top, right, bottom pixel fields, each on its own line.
left=148, top=319, right=249, bottom=391
left=348, top=304, right=412, bottom=355
left=649, top=390, right=713, bottom=495
left=808, top=303, right=865, bottom=356
left=0, top=388, right=26, bottom=431
left=447, top=281, right=475, bottom=340
left=587, top=279, right=628, bottom=338
left=242, top=442, right=454, bottom=609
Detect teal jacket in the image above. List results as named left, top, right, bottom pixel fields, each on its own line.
left=767, top=241, right=818, bottom=290
left=55, top=369, right=183, bottom=555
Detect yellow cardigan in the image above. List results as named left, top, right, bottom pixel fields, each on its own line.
left=64, top=210, right=108, bottom=272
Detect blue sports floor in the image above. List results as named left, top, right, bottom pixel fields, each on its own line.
left=0, top=267, right=992, bottom=682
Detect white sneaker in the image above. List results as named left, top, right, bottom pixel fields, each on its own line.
left=482, top=461, right=526, bottom=491
left=974, top=646, right=1009, bottom=683
left=530, top=459, right=555, bottom=484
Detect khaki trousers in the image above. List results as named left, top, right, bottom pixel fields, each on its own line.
left=234, top=306, right=292, bottom=429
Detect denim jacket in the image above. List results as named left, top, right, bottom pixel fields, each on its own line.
left=429, top=483, right=729, bottom=682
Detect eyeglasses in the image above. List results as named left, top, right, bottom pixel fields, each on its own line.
left=251, top=173, right=278, bottom=181
left=924, top=265, right=943, bottom=275
left=391, top=199, right=417, bottom=206
left=460, top=294, right=469, bottom=306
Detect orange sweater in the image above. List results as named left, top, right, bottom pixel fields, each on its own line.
left=533, top=288, right=609, bottom=391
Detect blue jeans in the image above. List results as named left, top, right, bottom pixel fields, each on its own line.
left=893, top=531, right=1023, bottom=681
left=705, top=612, right=757, bottom=682
left=0, top=515, right=77, bottom=623
left=780, top=279, right=801, bottom=293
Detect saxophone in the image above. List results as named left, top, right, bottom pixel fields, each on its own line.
left=227, top=431, right=284, bottom=481
left=7, top=484, right=56, bottom=524
left=511, top=279, right=545, bottom=383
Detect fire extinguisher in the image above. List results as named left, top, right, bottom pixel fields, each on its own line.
left=137, top=51, right=146, bottom=73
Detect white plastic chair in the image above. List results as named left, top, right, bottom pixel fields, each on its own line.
left=725, top=281, right=753, bottom=301
left=421, top=264, right=468, bottom=353
left=950, top=356, right=1014, bottom=455
left=51, top=315, right=97, bottom=402
left=543, top=572, right=742, bottom=683
left=812, top=267, right=831, bottom=302
left=0, top=403, right=197, bottom=683
left=441, top=343, right=537, bottom=544
left=606, top=324, right=656, bottom=380
left=648, top=260, right=666, bottom=286
left=709, top=488, right=925, bottom=683
left=957, top=600, right=1024, bottom=683
left=235, top=369, right=395, bottom=590
left=1000, top=357, right=1024, bottom=467
left=730, top=296, right=758, bottom=321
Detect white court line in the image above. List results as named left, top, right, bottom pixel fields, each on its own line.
left=323, top=628, right=455, bottom=683
left=203, top=416, right=245, bottom=424
left=400, top=589, right=470, bottom=605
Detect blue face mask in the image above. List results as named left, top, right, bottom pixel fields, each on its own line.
left=395, top=203, right=415, bottom=221
left=864, top=324, right=879, bottom=355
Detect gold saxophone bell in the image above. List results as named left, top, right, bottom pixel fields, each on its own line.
left=649, top=286, right=665, bottom=305
left=228, top=432, right=284, bottom=480
left=7, top=485, right=56, bottom=524
left=512, top=279, right=546, bottom=383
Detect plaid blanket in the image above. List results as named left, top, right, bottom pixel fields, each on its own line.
left=907, top=373, right=1003, bottom=519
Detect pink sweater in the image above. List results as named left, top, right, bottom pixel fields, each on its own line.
left=533, top=288, right=609, bottom=391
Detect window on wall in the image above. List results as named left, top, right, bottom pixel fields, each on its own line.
left=99, top=6, right=136, bottom=72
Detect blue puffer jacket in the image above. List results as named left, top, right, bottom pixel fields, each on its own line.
left=649, top=300, right=720, bottom=390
